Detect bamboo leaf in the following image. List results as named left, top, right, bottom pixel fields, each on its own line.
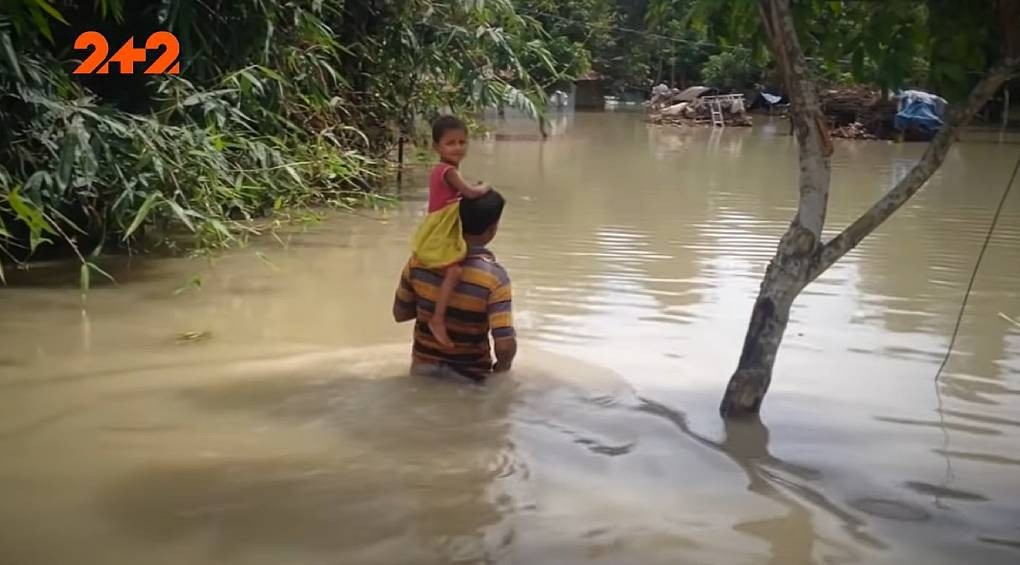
left=0, top=30, right=25, bottom=83
left=80, top=262, right=90, bottom=299
left=56, top=131, right=78, bottom=191
left=164, top=199, right=196, bottom=232
left=29, top=6, right=53, bottom=43
left=208, top=219, right=233, bottom=240
left=78, top=261, right=113, bottom=303
left=256, top=65, right=284, bottom=82
left=87, top=261, right=115, bottom=283
left=24, top=171, right=51, bottom=196
left=8, top=188, right=55, bottom=253
left=500, top=84, right=541, bottom=120
left=48, top=207, right=88, bottom=236
left=122, top=192, right=160, bottom=240
left=282, top=164, right=301, bottom=184
left=31, top=0, right=69, bottom=25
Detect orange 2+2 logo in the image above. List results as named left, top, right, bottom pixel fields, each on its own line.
left=72, top=31, right=180, bottom=75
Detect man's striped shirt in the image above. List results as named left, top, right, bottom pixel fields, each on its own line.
left=395, top=245, right=514, bottom=371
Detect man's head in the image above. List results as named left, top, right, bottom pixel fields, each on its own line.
left=460, top=190, right=505, bottom=245
left=432, top=115, right=468, bottom=166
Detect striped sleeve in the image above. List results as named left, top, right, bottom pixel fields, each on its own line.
left=394, top=260, right=416, bottom=311
left=487, top=277, right=515, bottom=341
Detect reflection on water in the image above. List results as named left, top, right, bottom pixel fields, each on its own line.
left=1, top=112, right=1019, bottom=564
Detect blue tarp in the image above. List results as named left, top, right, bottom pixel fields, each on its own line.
left=894, top=90, right=947, bottom=134
left=761, top=92, right=782, bottom=105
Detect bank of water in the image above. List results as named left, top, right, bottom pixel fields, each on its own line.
left=1, top=112, right=1018, bottom=564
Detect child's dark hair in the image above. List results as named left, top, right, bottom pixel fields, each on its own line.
left=432, top=115, right=467, bottom=144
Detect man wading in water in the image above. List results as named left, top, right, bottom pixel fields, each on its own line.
left=392, top=190, right=517, bottom=381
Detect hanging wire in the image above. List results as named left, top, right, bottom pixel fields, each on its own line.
left=934, top=150, right=1020, bottom=382
left=516, top=7, right=842, bottom=66
left=517, top=8, right=749, bottom=52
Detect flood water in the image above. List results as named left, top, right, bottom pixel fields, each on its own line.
left=1, top=111, right=1019, bottom=564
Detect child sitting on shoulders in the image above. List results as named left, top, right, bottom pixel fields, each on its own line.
left=410, top=115, right=491, bottom=348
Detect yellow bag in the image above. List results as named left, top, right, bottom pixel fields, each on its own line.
left=411, top=201, right=467, bottom=268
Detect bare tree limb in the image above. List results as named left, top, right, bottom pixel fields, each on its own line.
left=811, top=57, right=1020, bottom=280
left=723, top=0, right=1019, bottom=418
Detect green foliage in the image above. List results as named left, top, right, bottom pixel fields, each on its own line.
left=797, top=0, right=929, bottom=95
left=686, top=0, right=1008, bottom=100
left=328, top=0, right=572, bottom=137
left=683, top=0, right=765, bottom=62
left=569, top=0, right=709, bottom=90
left=6, top=0, right=1007, bottom=292
left=572, top=0, right=758, bottom=90
left=701, top=49, right=756, bottom=90
left=0, top=8, right=378, bottom=278
left=516, top=0, right=616, bottom=78
left=2, top=0, right=73, bottom=42
left=1, top=0, right=572, bottom=289
left=926, top=0, right=999, bottom=101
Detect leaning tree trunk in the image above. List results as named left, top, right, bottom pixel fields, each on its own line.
left=720, top=0, right=1020, bottom=418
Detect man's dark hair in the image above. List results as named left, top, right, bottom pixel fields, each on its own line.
left=460, top=190, right=505, bottom=236
left=432, top=115, right=467, bottom=144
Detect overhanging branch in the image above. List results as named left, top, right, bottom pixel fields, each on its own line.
left=811, top=57, right=1020, bottom=280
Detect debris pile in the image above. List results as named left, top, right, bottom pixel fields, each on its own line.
left=830, top=121, right=877, bottom=140
left=820, top=87, right=879, bottom=125
left=820, top=87, right=889, bottom=139
left=646, top=84, right=752, bottom=127
left=646, top=83, right=947, bottom=140
left=820, top=87, right=943, bottom=141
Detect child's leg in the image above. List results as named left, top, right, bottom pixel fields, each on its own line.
left=428, top=263, right=462, bottom=348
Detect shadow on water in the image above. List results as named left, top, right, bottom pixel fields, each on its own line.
left=634, top=397, right=889, bottom=563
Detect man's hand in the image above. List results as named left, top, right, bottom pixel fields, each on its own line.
left=492, top=337, right=517, bottom=372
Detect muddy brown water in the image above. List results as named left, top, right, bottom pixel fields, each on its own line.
left=1, top=111, right=1019, bottom=564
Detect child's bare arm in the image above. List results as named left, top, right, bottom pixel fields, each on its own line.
left=444, top=168, right=490, bottom=199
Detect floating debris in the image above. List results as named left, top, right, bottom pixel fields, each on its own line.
left=176, top=330, right=212, bottom=344
left=999, top=312, right=1020, bottom=328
